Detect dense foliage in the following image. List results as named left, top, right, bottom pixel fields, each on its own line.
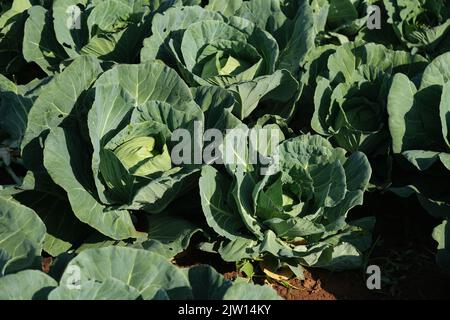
left=0, top=0, right=449, bottom=300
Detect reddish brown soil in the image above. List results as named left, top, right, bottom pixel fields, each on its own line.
left=41, top=257, right=52, bottom=274
left=274, top=269, right=367, bottom=300
left=273, top=265, right=450, bottom=300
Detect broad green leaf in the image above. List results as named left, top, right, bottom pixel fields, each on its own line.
left=421, top=52, right=450, bottom=89
left=0, top=0, right=32, bottom=28
left=343, top=152, right=371, bottom=191
left=277, top=0, right=318, bottom=75
left=316, top=242, right=362, bottom=270
left=223, top=283, right=282, bottom=300
left=227, top=16, right=279, bottom=76
left=0, top=270, right=57, bottom=300
left=6, top=188, right=92, bottom=257
left=52, top=0, right=89, bottom=57
left=141, top=6, right=223, bottom=62
left=22, top=56, right=103, bottom=174
left=206, top=0, right=243, bottom=17
left=44, top=127, right=137, bottom=240
left=130, top=168, right=200, bottom=213
left=402, top=150, right=442, bottom=171
left=432, top=220, right=450, bottom=276
left=233, top=170, right=264, bottom=239
left=324, top=189, right=364, bottom=223
left=388, top=73, right=420, bottom=153
left=23, top=6, right=67, bottom=74
left=229, top=69, right=299, bottom=120
left=99, top=149, right=135, bottom=203
left=144, top=215, right=202, bottom=256
left=327, top=0, right=358, bottom=27
left=93, top=61, right=193, bottom=106
left=0, top=76, right=33, bottom=143
left=49, top=278, right=142, bottom=300
left=184, top=265, right=231, bottom=300
left=309, top=160, right=346, bottom=208
left=59, top=247, right=192, bottom=299
left=0, top=196, right=45, bottom=274
left=191, top=86, right=240, bottom=131
left=264, top=217, right=325, bottom=238
left=199, top=166, right=245, bottom=240
left=130, top=100, right=203, bottom=137
left=440, top=82, right=450, bottom=148
left=217, top=237, right=259, bottom=262
left=135, top=239, right=178, bottom=259
left=235, top=0, right=289, bottom=46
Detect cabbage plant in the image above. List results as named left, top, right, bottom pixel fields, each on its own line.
left=309, top=42, right=427, bottom=185
left=141, top=4, right=303, bottom=121
left=199, top=131, right=374, bottom=273
left=383, top=0, right=450, bottom=54
left=18, top=57, right=207, bottom=241
left=21, top=0, right=179, bottom=74
left=387, top=52, right=450, bottom=274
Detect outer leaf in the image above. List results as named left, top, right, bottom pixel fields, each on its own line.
left=0, top=196, right=46, bottom=274
left=52, top=0, right=89, bottom=57
left=22, top=56, right=103, bottom=174
left=23, top=6, right=67, bottom=74
left=5, top=187, right=92, bottom=257
left=0, top=75, right=34, bottom=143
left=59, top=247, right=192, bottom=300
left=185, top=265, right=231, bottom=300
left=0, top=270, right=57, bottom=300
left=145, top=215, right=202, bottom=256
left=432, top=219, right=450, bottom=276
left=388, top=73, right=419, bottom=153
left=206, top=0, right=243, bottom=17
left=440, top=81, right=450, bottom=148
left=44, top=127, right=137, bottom=240
left=277, top=0, right=318, bottom=75
left=421, top=52, right=450, bottom=89
left=223, top=283, right=282, bottom=300
left=199, top=166, right=246, bottom=240
left=229, top=69, right=299, bottom=120
left=48, top=278, right=142, bottom=300
left=141, top=6, right=223, bottom=62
